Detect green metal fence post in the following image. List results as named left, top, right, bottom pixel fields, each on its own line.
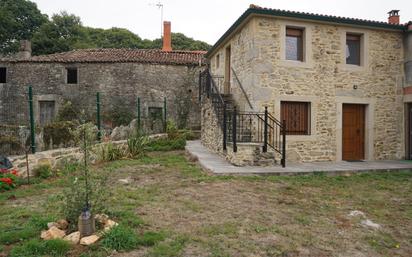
left=137, top=97, right=141, bottom=131
left=96, top=92, right=101, bottom=141
left=28, top=86, right=36, bottom=154
left=163, top=97, right=167, bottom=132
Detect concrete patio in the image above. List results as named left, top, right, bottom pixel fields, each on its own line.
left=186, top=140, right=412, bottom=175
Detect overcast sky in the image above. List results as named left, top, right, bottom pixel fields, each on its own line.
left=32, top=0, right=411, bottom=45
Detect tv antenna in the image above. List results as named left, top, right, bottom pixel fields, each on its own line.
left=150, top=1, right=164, bottom=38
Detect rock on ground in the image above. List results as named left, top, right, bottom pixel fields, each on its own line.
left=41, top=226, right=66, bottom=240
left=80, top=234, right=100, bottom=246
left=64, top=231, right=80, bottom=244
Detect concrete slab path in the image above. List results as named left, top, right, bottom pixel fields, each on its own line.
left=186, top=140, right=412, bottom=175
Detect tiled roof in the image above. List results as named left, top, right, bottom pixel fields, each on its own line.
left=207, top=4, right=410, bottom=57
left=249, top=4, right=409, bottom=27
left=3, top=48, right=207, bottom=65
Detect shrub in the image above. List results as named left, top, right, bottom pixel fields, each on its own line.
left=43, top=121, right=76, bottom=148
left=60, top=170, right=109, bottom=231
left=146, top=137, right=186, bottom=152
left=0, top=168, right=19, bottom=191
left=32, top=164, right=53, bottom=179
left=105, top=106, right=134, bottom=127
left=9, top=239, right=70, bottom=257
left=100, top=225, right=139, bottom=251
left=127, top=131, right=149, bottom=158
left=96, top=142, right=125, bottom=162
left=56, top=100, right=80, bottom=121
left=166, top=120, right=179, bottom=139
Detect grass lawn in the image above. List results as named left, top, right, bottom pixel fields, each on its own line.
left=1, top=150, right=411, bottom=257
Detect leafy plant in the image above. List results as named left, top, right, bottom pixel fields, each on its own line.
left=32, top=164, right=53, bottom=179
left=0, top=168, right=19, bottom=191
left=146, top=137, right=186, bottom=152
left=127, top=131, right=149, bottom=158
left=96, top=142, right=125, bottom=162
left=60, top=170, right=109, bottom=231
left=43, top=121, right=76, bottom=148
left=100, top=225, right=139, bottom=251
left=9, top=239, right=70, bottom=257
left=56, top=100, right=80, bottom=121
left=166, top=120, right=179, bottom=139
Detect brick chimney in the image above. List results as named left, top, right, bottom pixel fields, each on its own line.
left=18, top=40, right=31, bottom=59
left=162, top=21, right=172, bottom=52
left=388, top=10, right=400, bottom=24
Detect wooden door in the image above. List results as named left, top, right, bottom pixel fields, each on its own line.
left=342, top=104, right=365, bottom=161
left=39, top=101, right=55, bottom=126
left=224, top=46, right=231, bottom=94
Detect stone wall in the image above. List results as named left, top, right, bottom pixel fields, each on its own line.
left=0, top=62, right=203, bottom=131
left=10, top=133, right=167, bottom=177
left=200, top=97, right=224, bottom=154
left=209, top=16, right=405, bottom=163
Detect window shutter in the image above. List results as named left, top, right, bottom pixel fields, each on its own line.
left=281, top=101, right=310, bottom=135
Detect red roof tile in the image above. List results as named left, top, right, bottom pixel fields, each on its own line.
left=4, top=48, right=207, bottom=65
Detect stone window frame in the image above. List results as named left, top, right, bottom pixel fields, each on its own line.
left=0, top=66, right=7, bottom=84
left=274, top=95, right=319, bottom=141
left=339, top=27, right=369, bottom=71
left=279, top=20, right=314, bottom=68
left=65, top=66, right=79, bottom=84
left=335, top=96, right=375, bottom=162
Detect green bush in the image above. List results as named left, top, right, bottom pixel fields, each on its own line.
left=96, top=142, right=125, bottom=162
left=56, top=100, right=80, bottom=121
left=32, top=164, right=53, bottom=179
left=146, top=137, right=186, bottom=152
left=43, top=121, right=76, bottom=147
left=166, top=120, right=179, bottom=139
left=127, top=131, right=149, bottom=158
left=9, top=239, right=70, bottom=257
left=100, top=225, right=139, bottom=251
left=60, top=171, right=109, bottom=231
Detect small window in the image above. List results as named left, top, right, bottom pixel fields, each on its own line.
left=216, top=54, right=220, bottom=69
left=148, top=107, right=163, bottom=120
left=66, top=68, right=78, bottom=84
left=346, top=34, right=361, bottom=65
left=39, top=101, right=55, bottom=125
left=281, top=101, right=310, bottom=135
left=286, top=28, right=304, bottom=61
left=0, top=67, right=6, bottom=83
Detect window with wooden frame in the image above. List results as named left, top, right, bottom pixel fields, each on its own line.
left=216, top=54, right=220, bottom=69
left=66, top=68, right=78, bottom=84
left=281, top=101, right=310, bottom=135
left=39, top=101, right=56, bottom=125
left=0, top=67, right=6, bottom=83
left=346, top=33, right=361, bottom=65
left=285, top=27, right=304, bottom=61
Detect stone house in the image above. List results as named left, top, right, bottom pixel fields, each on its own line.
left=201, top=5, right=412, bottom=165
left=0, top=22, right=206, bottom=153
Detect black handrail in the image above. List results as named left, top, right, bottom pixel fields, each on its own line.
left=231, top=67, right=254, bottom=110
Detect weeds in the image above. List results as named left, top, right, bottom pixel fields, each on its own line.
left=9, top=239, right=70, bottom=257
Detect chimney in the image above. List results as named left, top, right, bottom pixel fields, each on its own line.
left=18, top=40, right=31, bottom=59
left=162, top=21, right=172, bottom=52
left=388, top=10, right=400, bottom=24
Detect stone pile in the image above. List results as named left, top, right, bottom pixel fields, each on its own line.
left=40, top=214, right=118, bottom=246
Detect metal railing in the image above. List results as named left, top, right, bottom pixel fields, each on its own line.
left=199, top=69, right=286, bottom=167
left=231, top=67, right=254, bottom=110
left=226, top=107, right=286, bottom=167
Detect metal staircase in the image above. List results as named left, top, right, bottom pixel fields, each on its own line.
left=199, top=69, right=286, bottom=167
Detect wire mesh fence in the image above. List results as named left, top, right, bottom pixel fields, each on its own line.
left=0, top=86, right=169, bottom=156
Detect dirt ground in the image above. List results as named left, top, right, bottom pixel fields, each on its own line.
left=1, top=150, right=411, bottom=257
left=108, top=151, right=412, bottom=257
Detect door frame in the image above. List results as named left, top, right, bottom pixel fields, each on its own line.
left=336, top=97, right=375, bottom=161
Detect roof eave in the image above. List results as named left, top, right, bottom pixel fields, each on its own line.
left=206, top=7, right=406, bottom=58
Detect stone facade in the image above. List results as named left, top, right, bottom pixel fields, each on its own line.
left=207, top=14, right=408, bottom=163
left=0, top=61, right=203, bottom=129
left=200, top=97, right=223, bottom=153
